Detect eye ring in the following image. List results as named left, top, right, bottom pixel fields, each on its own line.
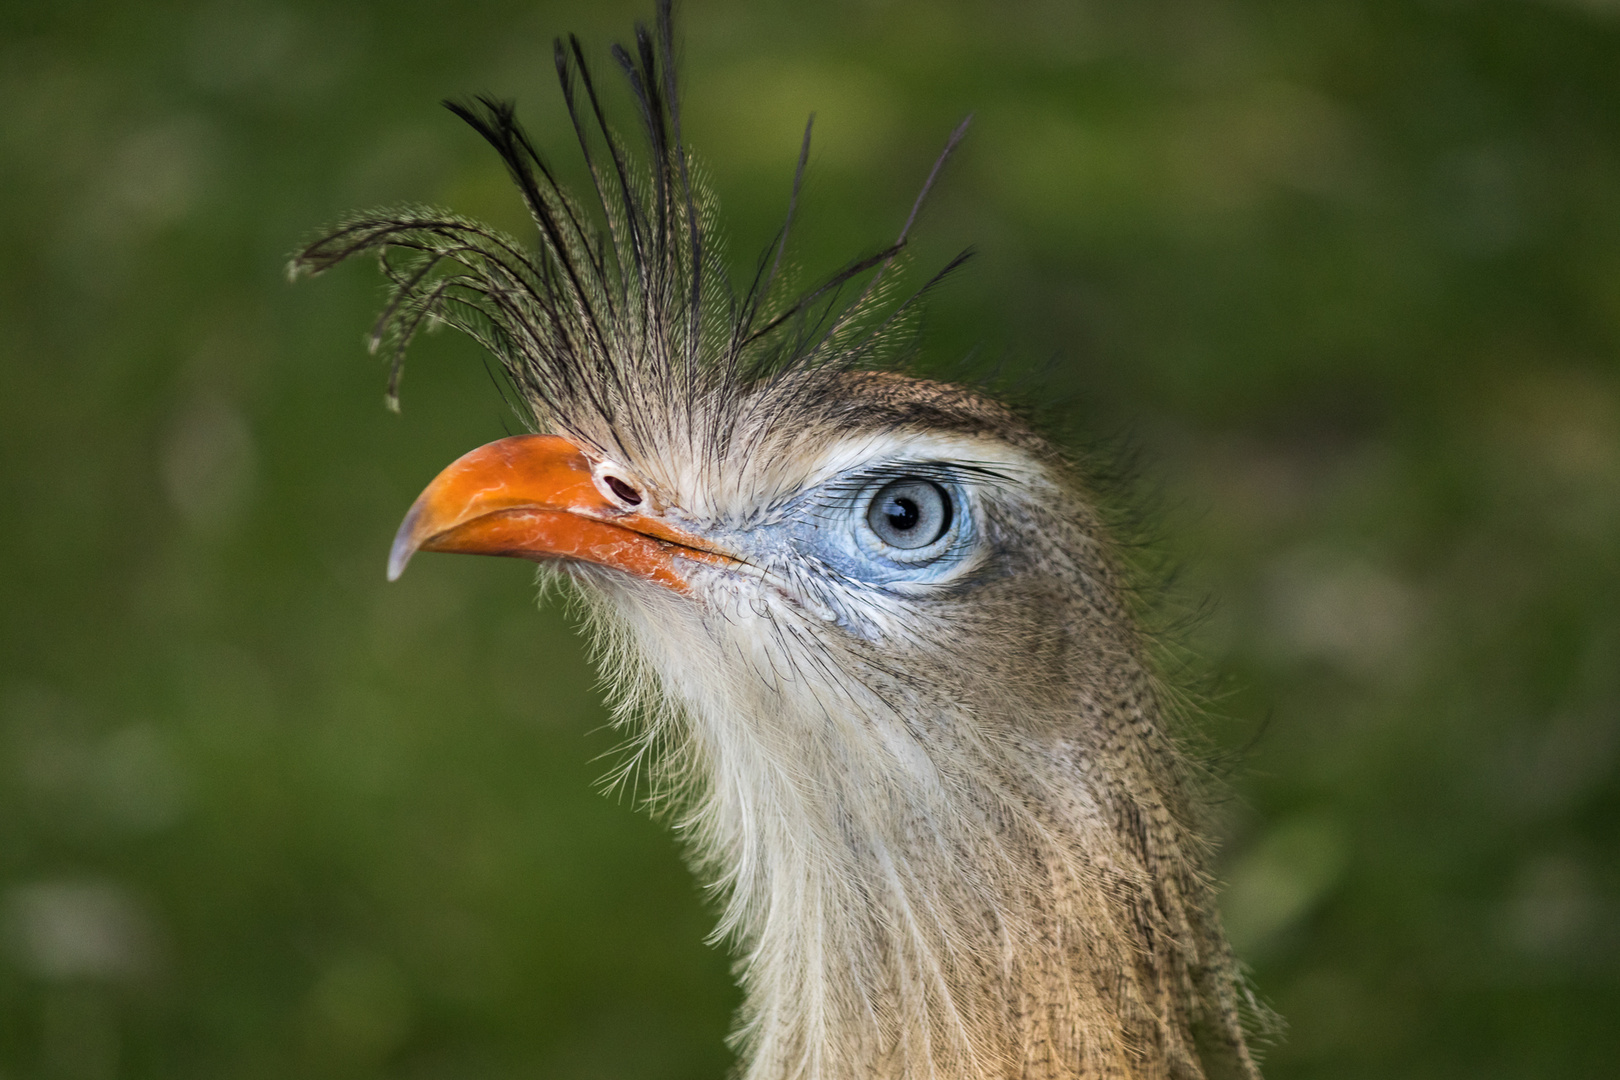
left=864, top=478, right=952, bottom=550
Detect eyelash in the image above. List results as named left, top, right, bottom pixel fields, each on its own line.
left=815, top=461, right=1008, bottom=505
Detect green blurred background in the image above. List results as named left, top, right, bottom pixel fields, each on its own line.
left=2, top=0, right=1618, bottom=1076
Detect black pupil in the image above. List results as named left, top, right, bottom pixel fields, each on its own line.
left=886, top=497, right=921, bottom=531
left=866, top=477, right=951, bottom=550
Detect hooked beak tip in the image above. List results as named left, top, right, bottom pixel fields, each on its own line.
left=386, top=505, right=423, bottom=582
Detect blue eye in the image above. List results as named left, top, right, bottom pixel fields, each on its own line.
left=865, top=479, right=952, bottom=549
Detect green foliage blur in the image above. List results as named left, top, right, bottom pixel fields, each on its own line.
left=2, top=0, right=1617, bottom=1076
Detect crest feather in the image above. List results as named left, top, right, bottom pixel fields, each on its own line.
left=290, top=0, right=970, bottom=474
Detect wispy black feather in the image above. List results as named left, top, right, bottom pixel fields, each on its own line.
left=290, top=0, right=969, bottom=478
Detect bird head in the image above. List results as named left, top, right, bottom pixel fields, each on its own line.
left=383, top=370, right=1099, bottom=711
left=293, top=5, right=1265, bottom=1077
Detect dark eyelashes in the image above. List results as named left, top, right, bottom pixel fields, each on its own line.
left=816, top=459, right=1014, bottom=501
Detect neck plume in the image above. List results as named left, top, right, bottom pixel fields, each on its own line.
left=584, top=575, right=1262, bottom=1080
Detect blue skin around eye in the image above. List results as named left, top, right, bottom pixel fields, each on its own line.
left=688, top=470, right=984, bottom=638
left=773, top=475, right=978, bottom=591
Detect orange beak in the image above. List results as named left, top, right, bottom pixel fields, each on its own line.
left=387, top=434, right=733, bottom=592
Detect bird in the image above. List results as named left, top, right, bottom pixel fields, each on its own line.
left=293, top=4, right=1267, bottom=1078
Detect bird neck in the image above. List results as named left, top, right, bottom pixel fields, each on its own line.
left=599, top=587, right=1255, bottom=1080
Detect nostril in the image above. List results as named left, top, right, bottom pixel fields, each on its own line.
left=604, top=475, right=643, bottom=506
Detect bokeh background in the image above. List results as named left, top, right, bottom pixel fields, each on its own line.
left=3, top=0, right=1618, bottom=1076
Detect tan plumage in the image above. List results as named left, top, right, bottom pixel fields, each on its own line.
left=294, top=5, right=1267, bottom=1077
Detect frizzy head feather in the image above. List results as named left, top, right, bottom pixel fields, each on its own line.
left=289, top=0, right=972, bottom=483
